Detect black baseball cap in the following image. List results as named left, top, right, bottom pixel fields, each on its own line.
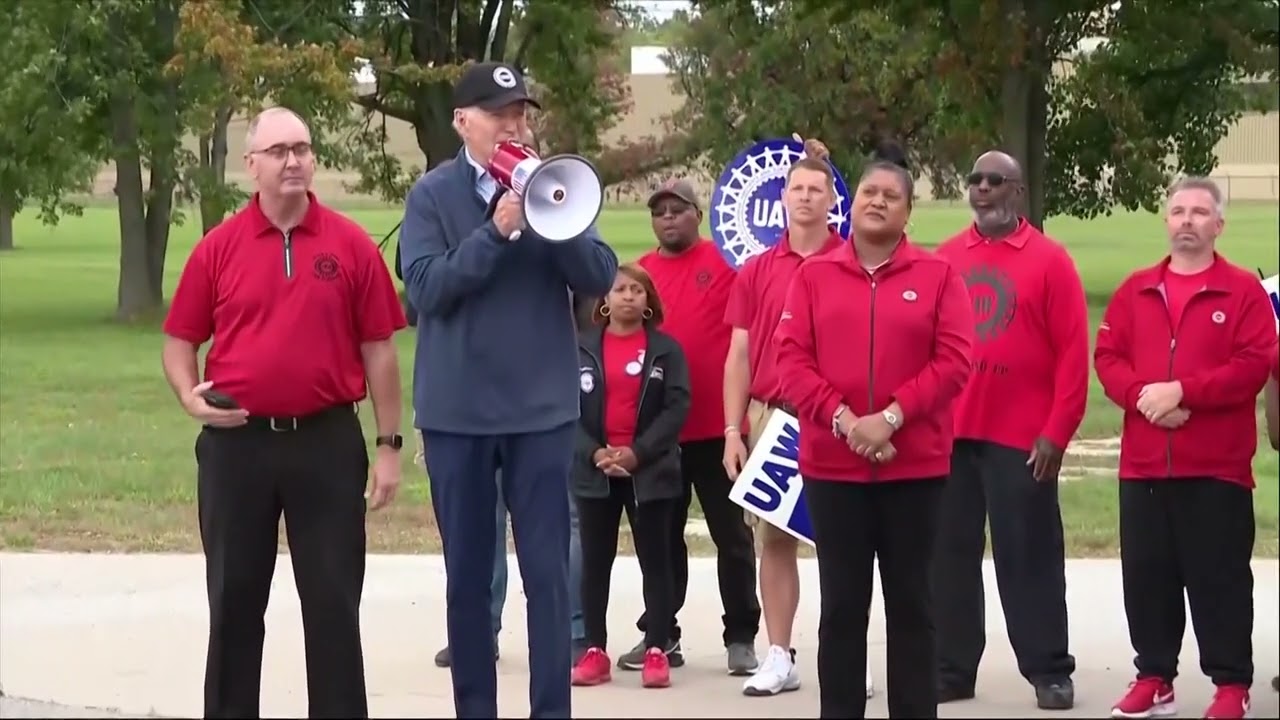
left=452, top=62, right=541, bottom=111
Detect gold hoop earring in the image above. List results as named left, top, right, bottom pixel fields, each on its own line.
left=642, top=308, right=653, bottom=320
left=599, top=306, right=611, bottom=317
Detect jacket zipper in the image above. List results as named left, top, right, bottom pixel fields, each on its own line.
left=282, top=230, right=294, bottom=279
left=867, top=274, right=879, bottom=481
left=1159, top=286, right=1205, bottom=478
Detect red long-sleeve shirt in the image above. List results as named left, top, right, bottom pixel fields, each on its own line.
left=935, top=220, right=1090, bottom=451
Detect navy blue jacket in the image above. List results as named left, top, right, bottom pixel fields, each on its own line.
left=399, top=149, right=619, bottom=435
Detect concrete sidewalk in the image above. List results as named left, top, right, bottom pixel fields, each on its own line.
left=1, top=553, right=1277, bottom=719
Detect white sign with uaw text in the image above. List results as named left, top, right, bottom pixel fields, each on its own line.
left=728, top=410, right=815, bottom=547
left=1262, top=273, right=1278, bottom=334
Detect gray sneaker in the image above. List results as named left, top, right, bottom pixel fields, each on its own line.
left=726, top=642, right=759, bottom=676
left=617, top=638, right=684, bottom=670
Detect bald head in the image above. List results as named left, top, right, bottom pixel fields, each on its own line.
left=973, top=150, right=1022, bottom=179
left=243, top=106, right=314, bottom=199
left=245, top=107, right=309, bottom=150
left=967, top=150, right=1024, bottom=237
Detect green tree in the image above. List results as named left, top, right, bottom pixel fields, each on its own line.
left=171, top=0, right=366, bottom=234
left=3, top=0, right=369, bottom=319
left=348, top=0, right=693, bottom=203
left=675, top=0, right=1279, bottom=227
left=0, top=6, right=102, bottom=250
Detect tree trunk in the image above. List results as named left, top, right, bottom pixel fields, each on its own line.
left=198, top=102, right=234, bottom=235
left=144, top=0, right=181, bottom=307
left=0, top=197, right=14, bottom=251
left=999, top=0, right=1052, bottom=230
left=111, top=88, right=158, bottom=322
left=414, top=86, right=463, bottom=170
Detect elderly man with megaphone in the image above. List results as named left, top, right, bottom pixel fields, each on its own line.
left=398, top=61, right=618, bottom=719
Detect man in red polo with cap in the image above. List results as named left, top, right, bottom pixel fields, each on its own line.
left=162, top=106, right=407, bottom=718
left=632, top=178, right=762, bottom=677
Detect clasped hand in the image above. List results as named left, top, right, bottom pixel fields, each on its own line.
left=594, top=446, right=638, bottom=477
left=837, top=412, right=897, bottom=463
left=1136, top=381, right=1191, bottom=428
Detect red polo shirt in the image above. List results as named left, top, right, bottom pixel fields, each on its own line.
left=637, top=238, right=735, bottom=442
left=163, top=193, right=407, bottom=416
left=725, top=230, right=844, bottom=405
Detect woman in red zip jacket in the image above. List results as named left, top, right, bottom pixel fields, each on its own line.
left=570, top=263, right=692, bottom=690
left=773, top=141, right=974, bottom=720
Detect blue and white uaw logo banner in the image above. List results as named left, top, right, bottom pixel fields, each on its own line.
left=727, top=409, right=815, bottom=546
left=709, top=138, right=852, bottom=270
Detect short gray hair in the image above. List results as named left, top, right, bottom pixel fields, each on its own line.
left=1166, top=176, right=1225, bottom=217
left=245, top=107, right=307, bottom=149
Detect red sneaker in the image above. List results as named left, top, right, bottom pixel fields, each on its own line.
left=571, top=647, right=612, bottom=686
left=1111, top=677, right=1176, bottom=718
left=641, top=646, right=671, bottom=688
left=1204, top=684, right=1250, bottom=719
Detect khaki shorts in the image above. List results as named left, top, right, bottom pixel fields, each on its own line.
left=742, top=400, right=797, bottom=544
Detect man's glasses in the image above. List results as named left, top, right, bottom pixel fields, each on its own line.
left=251, top=142, right=313, bottom=161
left=967, top=171, right=1016, bottom=187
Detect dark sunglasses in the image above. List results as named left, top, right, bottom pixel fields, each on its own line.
left=967, top=171, right=1016, bottom=187
left=649, top=201, right=693, bottom=217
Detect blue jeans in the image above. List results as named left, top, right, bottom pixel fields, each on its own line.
left=491, top=469, right=585, bottom=642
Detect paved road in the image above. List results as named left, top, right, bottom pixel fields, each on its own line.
left=2, top=553, right=1277, bottom=718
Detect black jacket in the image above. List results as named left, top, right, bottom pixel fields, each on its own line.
left=574, top=325, right=691, bottom=503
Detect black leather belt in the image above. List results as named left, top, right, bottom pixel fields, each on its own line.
left=237, top=404, right=357, bottom=433
left=766, top=400, right=797, bottom=415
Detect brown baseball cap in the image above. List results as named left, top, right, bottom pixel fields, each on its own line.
left=647, top=178, right=700, bottom=210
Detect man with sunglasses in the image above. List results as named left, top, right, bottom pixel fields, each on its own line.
left=932, top=151, right=1090, bottom=711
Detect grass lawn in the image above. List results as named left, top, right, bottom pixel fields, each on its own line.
left=0, top=202, right=1276, bottom=556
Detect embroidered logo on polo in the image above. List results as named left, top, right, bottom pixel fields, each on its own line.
left=963, top=264, right=1017, bottom=342
left=709, top=138, right=851, bottom=270
left=313, top=253, right=340, bottom=281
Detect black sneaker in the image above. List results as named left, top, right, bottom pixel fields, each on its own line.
left=617, top=638, right=684, bottom=670
left=433, top=641, right=500, bottom=668
left=1035, top=679, right=1074, bottom=710
left=938, top=683, right=976, bottom=703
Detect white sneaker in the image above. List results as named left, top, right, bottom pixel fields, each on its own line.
left=866, top=664, right=875, bottom=698
left=743, top=645, right=801, bottom=696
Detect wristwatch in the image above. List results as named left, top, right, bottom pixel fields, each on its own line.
left=375, top=434, right=404, bottom=451
left=881, top=409, right=902, bottom=431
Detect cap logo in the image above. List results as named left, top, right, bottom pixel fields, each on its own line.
left=493, top=66, right=517, bottom=89
left=709, top=138, right=851, bottom=270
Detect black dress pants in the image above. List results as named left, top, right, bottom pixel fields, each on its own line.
left=637, top=438, right=760, bottom=645
left=1119, top=478, right=1254, bottom=686
left=932, top=439, right=1075, bottom=689
left=805, top=476, right=945, bottom=720
left=577, top=479, right=679, bottom=650
left=197, top=407, right=369, bottom=719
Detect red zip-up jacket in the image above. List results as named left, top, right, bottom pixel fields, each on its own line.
left=774, top=238, right=974, bottom=482
left=1094, top=254, right=1275, bottom=488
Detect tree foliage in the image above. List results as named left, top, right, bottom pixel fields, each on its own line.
left=0, top=5, right=103, bottom=249
left=675, top=0, right=1279, bottom=227
left=350, top=0, right=693, bottom=199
